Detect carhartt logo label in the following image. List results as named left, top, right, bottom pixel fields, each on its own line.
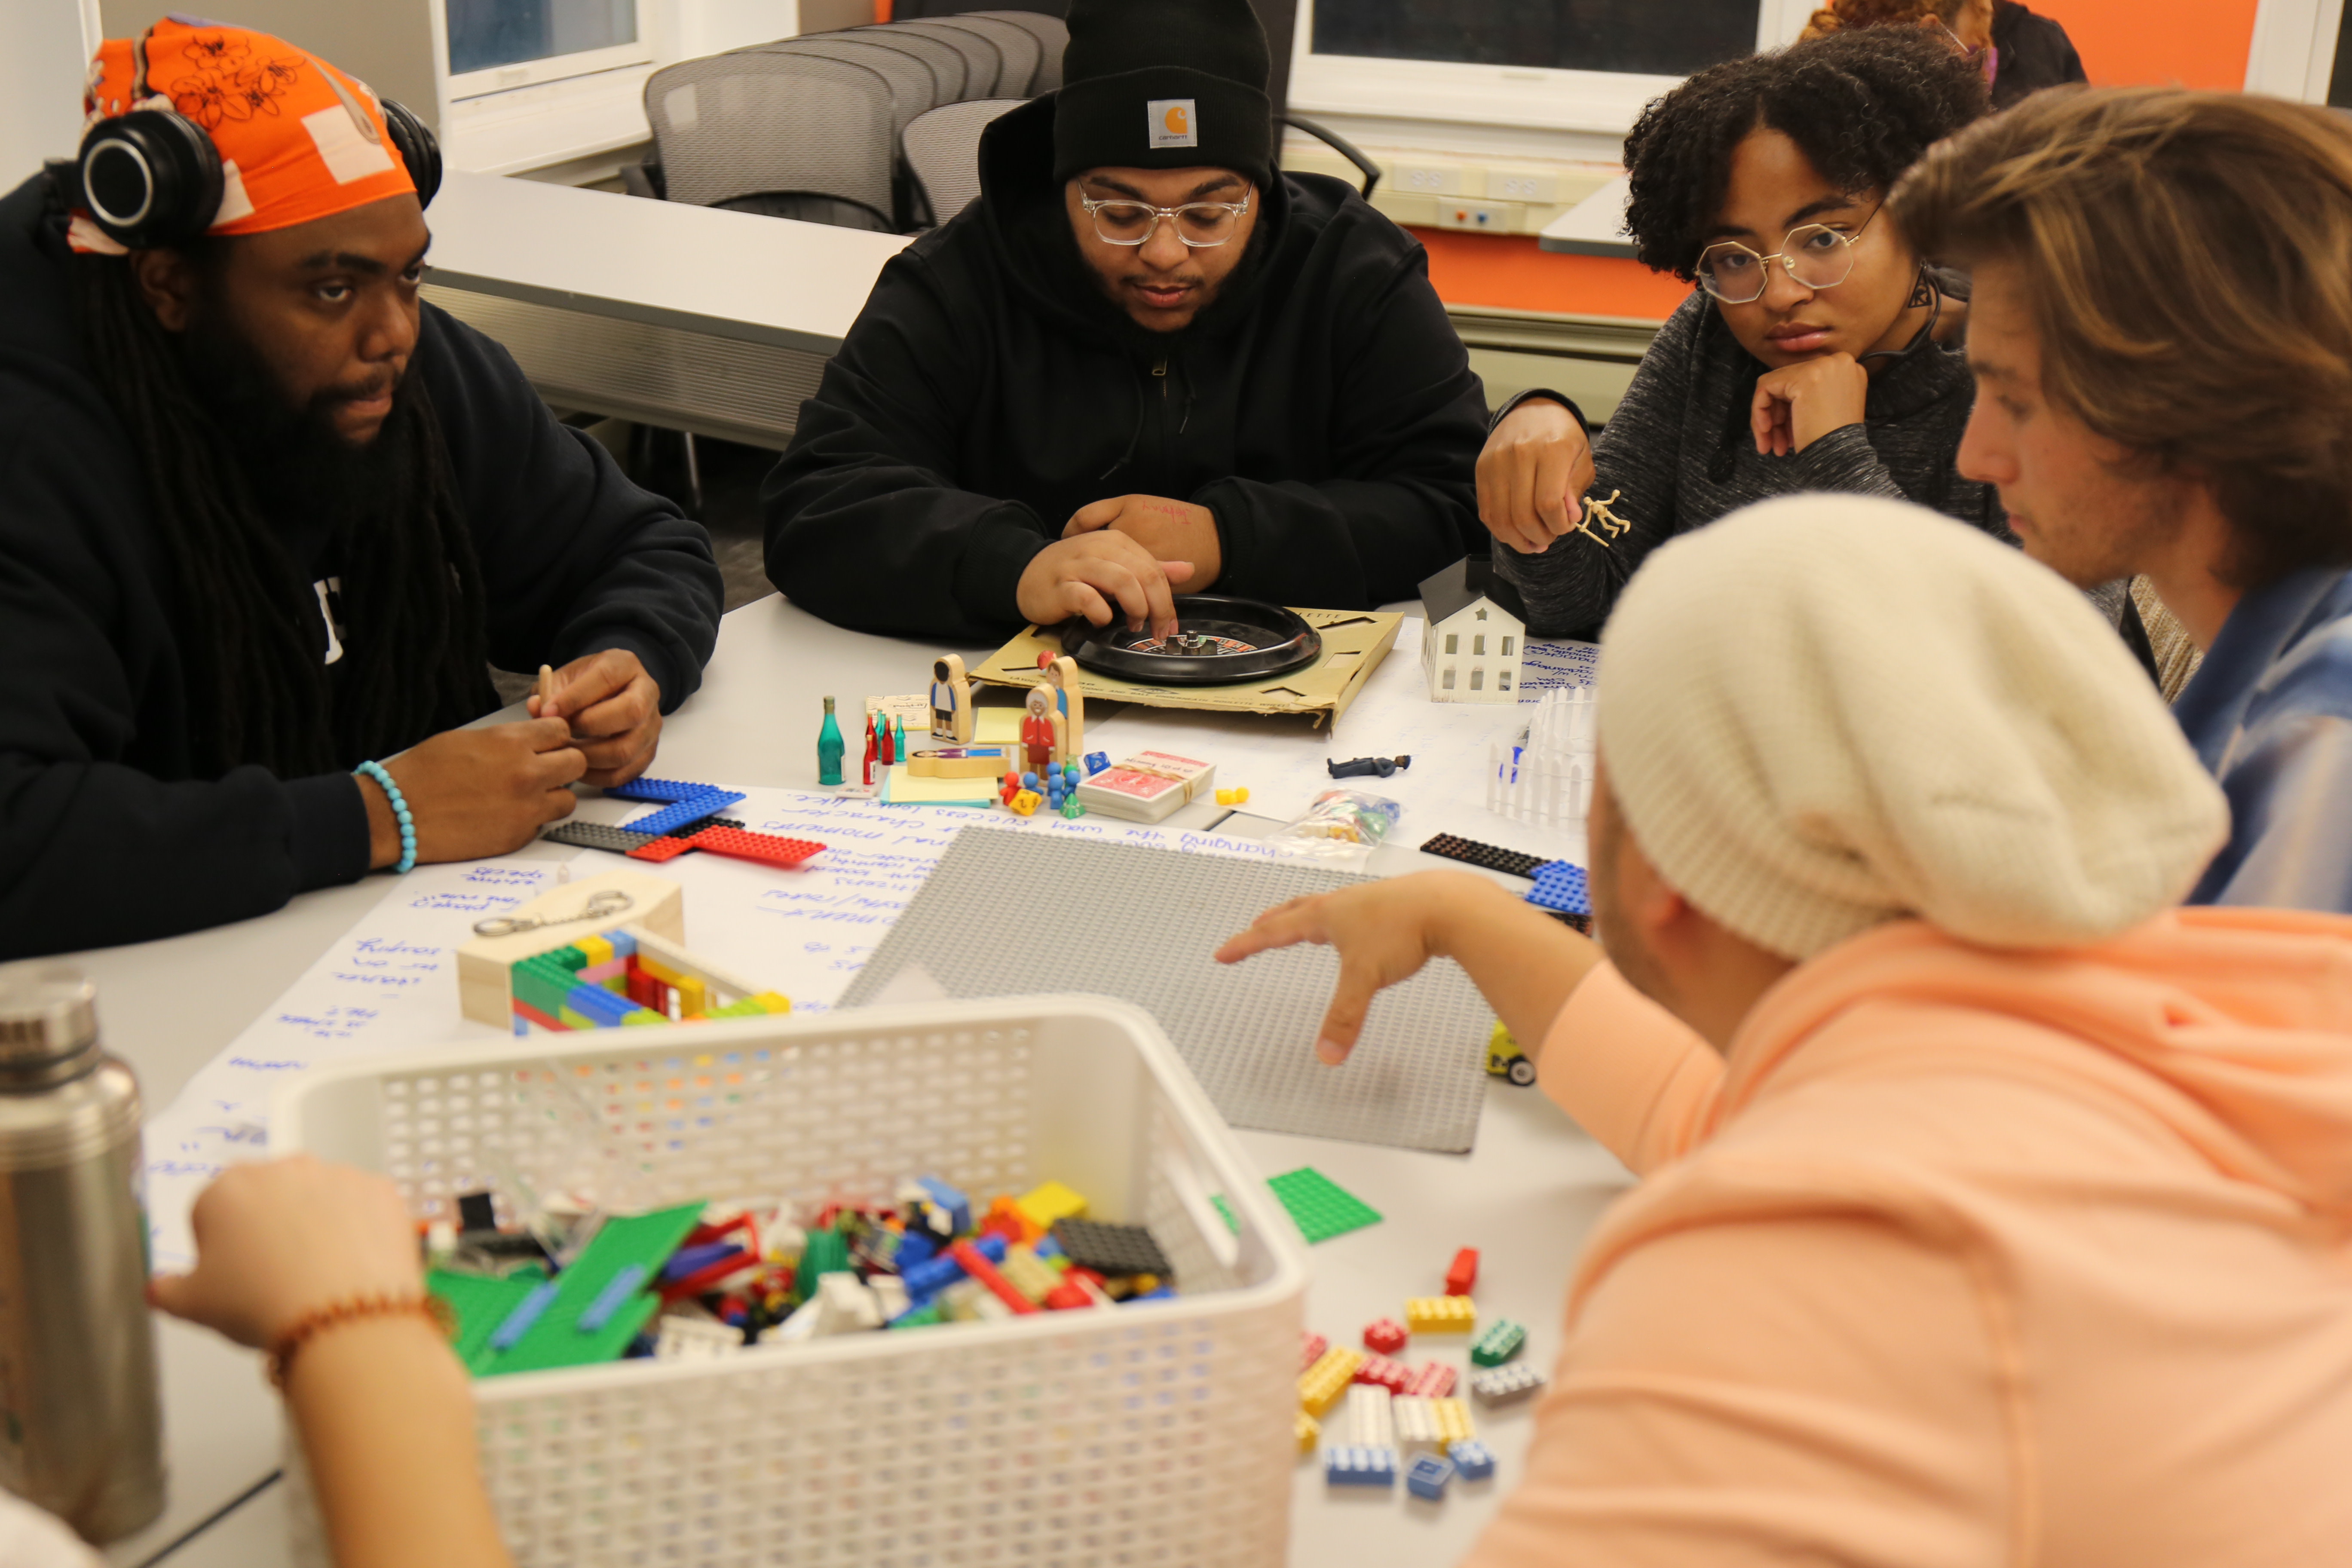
left=1148, top=98, right=1197, bottom=149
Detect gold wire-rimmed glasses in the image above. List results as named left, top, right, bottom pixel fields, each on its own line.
left=1081, top=192, right=1253, bottom=248
left=1695, top=206, right=1881, bottom=304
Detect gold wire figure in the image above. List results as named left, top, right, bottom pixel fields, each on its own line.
left=1571, top=489, right=1630, bottom=547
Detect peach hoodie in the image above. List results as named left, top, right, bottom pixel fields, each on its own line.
left=1464, top=907, right=2352, bottom=1567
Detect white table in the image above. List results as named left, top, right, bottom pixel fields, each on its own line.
left=420, top=172, right=912, bottom=448
left=1536, top=175, right=1634, bottom=259
left=91, top=595, right=1629, bottom=1568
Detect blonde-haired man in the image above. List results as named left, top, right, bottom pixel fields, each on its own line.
left=1891, top=87, right=2352, bottom=912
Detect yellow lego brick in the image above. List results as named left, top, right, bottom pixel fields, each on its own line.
left=1405, top=1295, right=1478, bottom=1335
left=578, top=934, right=613, bottom=968
left=750, top=991, right=792, bottom=1015
left=636, top=952, right=684, bottom=987
left=1433, top=1397, right=1475, bottom=1446
left=1296, top=1411, right=1320, bottom=1455
left=674, top=976, right=708, bottom=1018
left=1299, top=1345, right=1365, bottom=1418
left=1014, top=1179, right=1087, bottom=1232
left=997, top=1246, right=1060, bottom=1304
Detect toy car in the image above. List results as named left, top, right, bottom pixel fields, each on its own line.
left=1486, top=1021, right=1535, bottom=1087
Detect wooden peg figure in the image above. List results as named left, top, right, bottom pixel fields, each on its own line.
left=1020, top=685, right=1065, bottom=775
left=1036, top=653, right=1084, bottom=763
left=931, top=655, right=974, bottom=743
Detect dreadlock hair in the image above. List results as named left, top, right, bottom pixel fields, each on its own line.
left=69, top=238, right=495, bottom=781
left=1623, top=26, right=1990, bottom=281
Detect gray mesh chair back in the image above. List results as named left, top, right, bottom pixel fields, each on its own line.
left=644, top=51, right=897, bottom=230
left=887, top=21, right=1004, bottom=101
left=968, top=10, right=1067, bottom=91
left=903, top=98, right=1023, bottom=224
left=754, top=36, right=941, bottom=138
left=842, top=26, right=971, bottom=102
left=923, top=14, right=1040, bottom=96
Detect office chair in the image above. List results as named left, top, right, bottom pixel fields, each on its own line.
left=916, top=14, right=1040, bottom=95
left=966, top=10, right=1069, bottom=92
left=903, top=98, right=1024, bottom=224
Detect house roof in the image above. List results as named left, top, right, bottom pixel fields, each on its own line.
left=1418, top=555, right=1530, bottom=629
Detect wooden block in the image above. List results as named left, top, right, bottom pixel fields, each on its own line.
left=907, top=746, right=1016, bottom=779
left=455, top=870, right=683, bottom=1029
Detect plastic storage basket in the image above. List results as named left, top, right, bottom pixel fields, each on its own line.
left=271, top=996, right=1309, bottom=1567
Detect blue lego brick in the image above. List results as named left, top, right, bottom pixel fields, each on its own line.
left=624, top=790, right=746, bottom=838
left=1324, top=1446, right=1397, bottom=1488
left=916, top=1175, right=972, bottom=1235
left=606, top=776, right=724, bottom=803
left=488, top=1279, right=561, bottom=1351
left=894, top=1231, right=938, bottom=1273
left=1448, top=1439, right=1496, bottom=1482
left=1032, top=1233, right=1064, bottom=1262
left=1405, top=1454, right=1455, bottom=1500
left=1122, top=1285, right=1177, bottom=1304
left=576, top=1263, right=650, bottom=1333
left=661, top=1241, right=745, bottom=1281
left=1526, top=861, right=1591, bottom=918
left=564, top=982, right=641, bottom=1027
left=606, top=929, right=638, bottom=959
left=900, top=1232, right=1004, bottom=1300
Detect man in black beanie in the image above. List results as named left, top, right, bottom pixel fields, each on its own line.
left=764, top=0, right=1489, bottom=640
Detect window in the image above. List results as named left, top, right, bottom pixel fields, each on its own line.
left=1499, top=670, right=1513, bottom=691
left=2245, top=0, right=2352, bottom=103
left=1291, top=0, right=1813, bottom=136
left=1471, top=668, right=1485, bottom=690
left=1446, top=633, right=1459, bottom=655
left=1501, top=636, right=1515, bottom=656
left=441, top=0, right=654, bottom=99
left=1443, top=667, right=1457, bottom=689
left=1473, top=634, right=1486, bottom=656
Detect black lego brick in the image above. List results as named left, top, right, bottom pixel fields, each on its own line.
left=542, top=817, right=744, bottom=854
left=1419, top=833, right=1548, bottom=880
left=1052, top=1218, right=1173, bottom=1279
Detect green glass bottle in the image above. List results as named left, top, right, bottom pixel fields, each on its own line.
left=817, top=695, right=845, bottom=787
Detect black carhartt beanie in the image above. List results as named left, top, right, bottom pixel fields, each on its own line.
left=1051, top=0, right=1274, bottom=187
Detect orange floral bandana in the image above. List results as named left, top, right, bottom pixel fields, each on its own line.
left=72, top=15, right=416, bottom=253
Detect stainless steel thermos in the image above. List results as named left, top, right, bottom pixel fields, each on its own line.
left=0, top=963, right=165, bottom=1542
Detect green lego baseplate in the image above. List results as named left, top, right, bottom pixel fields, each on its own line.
left=1210, top=1166, right=1383, bottom=1245
left=436, top=1202, right=706, bottom=1377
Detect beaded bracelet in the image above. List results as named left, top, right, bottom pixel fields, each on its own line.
left=265, top=1290, right=456, bottom=1389
left=353, top=760, right=416, bottom=873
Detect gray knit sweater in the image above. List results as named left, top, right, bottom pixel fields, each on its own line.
left=1495, top=290, right=2006, bottom=639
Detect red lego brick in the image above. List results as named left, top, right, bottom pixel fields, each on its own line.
left=625, top=834, right=699, bottom=863
left=511, top=998, right=567, bottom=1032
left=1044, top=1280, right=1093, bottom=1311
left=1355, top=1354, right=1410, bottom=1393
left=949, top=1240, right=1040, bottom=1316
left=1301, top=1331, right=1329, bottom=1373
left=1404, top=1361, right=1457, bottom=1399
left=1446, top=1247, right=1479, bottom=1298
left=689, top=828, right=826, bottom=869
left=1363, top=1317, right=1409, bottom=1356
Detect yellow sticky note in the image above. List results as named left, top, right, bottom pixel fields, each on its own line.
left=973, top=707, right=1024, bottom=744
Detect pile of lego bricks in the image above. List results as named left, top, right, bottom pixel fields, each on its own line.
left=425, top=1174, right=1181, bottom=1379
left=1298, top=1246, right=1547, bottom=1503
left=542, top=777, right=827, bottom=870
left=505, top=925, right=792, bottom=1033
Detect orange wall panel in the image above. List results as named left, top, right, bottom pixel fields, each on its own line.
left=2042, top=0, right=2259, bottom=91
left=1412, top=229, right=1692, bottom=321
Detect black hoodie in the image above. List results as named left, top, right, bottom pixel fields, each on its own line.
left=0, top=173, right=723, bottom=958
left=762, top=95, right=1490, bottom=640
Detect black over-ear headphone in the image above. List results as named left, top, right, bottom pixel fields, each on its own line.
left=70, top=66, right=440, bottom=250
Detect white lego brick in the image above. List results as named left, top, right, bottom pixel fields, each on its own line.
left=1393, top=1394, right=1444, bottom=1452
left=654, top=1315, right=747, bottom=1360
left=1345, top=1384, right=1396, bottom=1449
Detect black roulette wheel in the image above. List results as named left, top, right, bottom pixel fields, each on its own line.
left=1057, top=596, right=1323, bottom=686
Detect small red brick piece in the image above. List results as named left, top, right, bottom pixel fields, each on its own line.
left=689, top=828, right=826, bottom=869
left=1363, top=1317, right=1409, bottom=1356
left=949, top=1240, right=1040, bottom=1316
left=1446, top=1247, right=1479, bottom=1298
left=1044, top=1280, right=1093, bottom=1311
left=1355, top=1354, right=1410, bottom=1393
left=624, top=835, right=698, bottom=863
left=1403, top=1361, right=1457, bottom=1399
left=1301, top=1332, right=1330, bottom=1373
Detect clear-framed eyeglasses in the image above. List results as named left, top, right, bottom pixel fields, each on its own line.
left=1695, top=207, right=1882, bottom=305
left=1081, top=191, right=1253, bottom=248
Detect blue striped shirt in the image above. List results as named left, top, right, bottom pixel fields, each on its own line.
left=2176, top=566, right=2352, bottom=911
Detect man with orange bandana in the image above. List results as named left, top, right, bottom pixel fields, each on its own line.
left=0, top=18, right=722, bottom=957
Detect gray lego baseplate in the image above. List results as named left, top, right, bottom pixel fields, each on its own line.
left=836, top=832, right=1491, bottom=1154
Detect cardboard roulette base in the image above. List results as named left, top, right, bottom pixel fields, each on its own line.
left=1059, top=596, right=1322, bottom=686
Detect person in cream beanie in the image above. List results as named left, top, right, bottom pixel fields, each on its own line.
left=1596, top=493, right=2229, bottom=958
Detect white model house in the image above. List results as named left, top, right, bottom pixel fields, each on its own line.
left=1418, top=557, right=1529, bottom=703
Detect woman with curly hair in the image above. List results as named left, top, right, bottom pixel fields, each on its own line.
left=1477, top=28, right=2023, bottom=641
